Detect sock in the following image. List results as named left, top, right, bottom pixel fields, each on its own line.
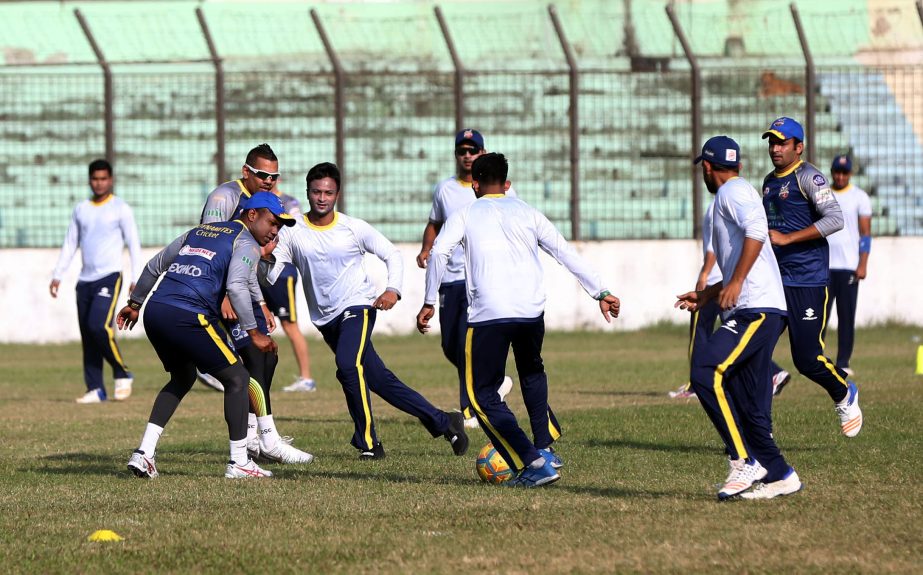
left=529, top=456, right=547, bottom=469
left=230, top=438, right=248, bottom=465
left=258, top=414, right=281, bottom=451
left=138, top=423, right=164, bottom=456
left=247, top=413, right=258, bottom=444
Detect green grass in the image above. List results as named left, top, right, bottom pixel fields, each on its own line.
left=1, top=325, right=922, bottom=573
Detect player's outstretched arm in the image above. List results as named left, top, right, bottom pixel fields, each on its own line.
left=676, top=283, right=721, bottom=313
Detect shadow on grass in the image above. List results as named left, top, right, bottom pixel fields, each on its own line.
left=575, top=390, right=664, bottom=398
left=585, top=438, right=717, bottom=454
left=33, top=452, right=141, bottom=478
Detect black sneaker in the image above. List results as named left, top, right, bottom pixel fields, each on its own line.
left=444, top=411, right=469, bottom=456
left=359, top=442, right=385, bottom=460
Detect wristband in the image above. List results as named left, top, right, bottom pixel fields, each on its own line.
left=127, top=300, right=142, bottom=311
left=596, top=290, right=611, bottom=301
left=859, top=235, right=871, bottom=254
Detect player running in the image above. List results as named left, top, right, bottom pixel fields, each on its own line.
left=761, top=118, right=862, bottom=436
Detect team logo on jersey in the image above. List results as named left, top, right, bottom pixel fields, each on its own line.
left=241, top=255, right=253, bottom=267
left=815, top=188, right=833, bottom=204
left=98, top=286, right=111, bottom=298
left=812, top=174, right=827, bottom=187
left=179, top=245, right=216, bottom=260
left=720, top=319, right=739, bottom=334
left=779, top=181, right=790, bottom=200
left=167, top=263, right=203, bottom=277
left=802, top=307, right=817, bottom=320
left=763, top=186, right=770, bottom=197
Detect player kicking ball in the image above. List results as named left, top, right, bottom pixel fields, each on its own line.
left=676, top=136, right=801, bottom=500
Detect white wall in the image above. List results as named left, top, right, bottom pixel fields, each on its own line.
left=8, top=237, right=921, bottom=344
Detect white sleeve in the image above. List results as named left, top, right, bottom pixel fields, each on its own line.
left=702, top=202, right=715, bottom=254
left=357, top=220, right=404, bottom=295
left=120, top=202, right=143, bottom=283
left=51, top=206, right=80, bottom=280
left=731, top=191, right=769, bottom=243
left=858, top=190, right=873, bottom=218
left=265, top=227, right=294, bottom=286
left=428, top=184, right=444, bottom=223
left=534, top=210, right=607, bottom=298
left=424, top=209, right=466, bottom=305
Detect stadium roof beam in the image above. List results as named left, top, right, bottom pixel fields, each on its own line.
left=74, top=9, right=113, bottom=165
left=311, top=9, right=346, bottom=214
left=548, top=4, right=581, bottom=241
left=434, top=6, right=465, bottom=132
left=196, top=8, right=226, bottom=188
left=665, top=4, right=702, bottom=240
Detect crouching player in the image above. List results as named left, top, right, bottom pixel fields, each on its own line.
left=676, top=136, right=801, bottom=500
left=117, top=192, right=300, bottom=479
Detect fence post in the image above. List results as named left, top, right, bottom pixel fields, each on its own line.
left=196, top=8, right=225, bottom=187
left=665, top=4, right=702, bottom=240
left=74, top=9, right=114, bottom=164
left=790, top=3, right=816, bottom=165
left=917, top=0, right=923, bottom=28
left=548, top=4, right=581, bottom=241
left=311, top=9, right=347, bottom=213
left=434, top=5, right=465, bottom=131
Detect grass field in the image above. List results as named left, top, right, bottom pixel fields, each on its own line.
left=1, top=324, right=922, bottom=574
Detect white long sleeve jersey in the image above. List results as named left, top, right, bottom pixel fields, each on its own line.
left=52, top=195, right=142, bottom=284
left=269, top=212, right=403, bottom=327
left=709, top=177, right=786, bottom=319
left=428, top=176, right=516, bottom=283
left=702, top=199, right=723, bottom=287
left=425, top=194, right=608, bottom=325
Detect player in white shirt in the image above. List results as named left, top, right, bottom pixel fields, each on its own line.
left=676, top=136, right=801, bottom=500
left=417, top=153, right=620, bottom=487
left=266, top=162, right=469, bottom=460
left=50, top=159, right=142, bottom=404
left=824, top=155, right=872, bottom=376
left=416, top=129, right=516, bottom=428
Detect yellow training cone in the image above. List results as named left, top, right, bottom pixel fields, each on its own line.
left=916, top=345, right=923, bottom=376
left=88, top=530, right=124, bottom=542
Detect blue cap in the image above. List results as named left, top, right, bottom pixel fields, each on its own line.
left=241, top=192, right=296, bottom=226
left=455, top=128, right=484, bottom=149
left=694, top=135, right=741, bottom=168
left=762, top=117, right=804, bottom=141
left=831, top=154, right=852, bottom=173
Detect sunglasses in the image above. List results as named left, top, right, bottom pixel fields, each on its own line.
left=455, top=146, right=481, bottom=157
left=245, top=163, right=281, bottom=181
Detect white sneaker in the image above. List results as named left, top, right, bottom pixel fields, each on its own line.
left=76, top=389, right=106, bottom=404
left=261, top=442, right=315, bottom=464
left=842, top=367, right=855, bottom=377
left=668, top=383, right=697, bottom=399
left=718, top=458, right=767, bottom=500
left=836, top=381, right=863, bottom=437
left=127, top=450, right=158, bottom=479
left=225, top=459, right=272, bottom=479
left=771, top=370, right=792, bottom=397
left=498, top=376, right=514, bottom=402
left=464, top=416, right=481, bottom=429
left=283, top=377, right=317, bottom=392
left=249, top=435, right=294, bottom=460
left=741, top=469, right=803, bottom=499
left=197, top=370, right=224, bottom=392
left=114, top=377, right=133, bottom=401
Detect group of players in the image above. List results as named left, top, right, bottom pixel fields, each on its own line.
left=49, top=118, right=866, bottom=495
left=674, top=116, right=869, bottom=500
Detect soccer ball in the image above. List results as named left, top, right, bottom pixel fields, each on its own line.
left=475, top=442, right=513, bottom=484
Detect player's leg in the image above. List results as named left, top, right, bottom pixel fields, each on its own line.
left=784, top=286, right=850, bottom=401
left=358, top=308, right=467, bottom=455
left=280, top=319, right=316, bottom=390
left=510, top=318, right=562, bottom=455
left=265, top=266, right=316, bottom=391
left=74, top=279, right=107, bottom=402
left=87, top=273, right=133, bottom=399
left=832, top=270, right=859, bottom=371
left=438, top=282, right=472, bottom=414
left=319, top=307, right=381, bottom=456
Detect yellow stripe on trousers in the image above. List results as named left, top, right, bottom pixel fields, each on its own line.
left=464, top=327, right=524, bottom=470
left=197, top=314, right=238, bottom=364
left=817, top=286, right=847, bottom=386
left=713, top=313, right=766, bottom=461
left=356, top=310, right=374, bottom=450
left=286, top=276, right=297, bottom=323
left=103, top=274, right=127, bottom=368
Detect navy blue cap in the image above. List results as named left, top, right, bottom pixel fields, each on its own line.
left=455, top=128, right=484, bottom=149
left=831, top=154, right=852, bottom=173
left=762, top=117, right=804, bottom=141
left=694, top=135, right=741, bottom=168
left=242, top=192, right=296, bottom=226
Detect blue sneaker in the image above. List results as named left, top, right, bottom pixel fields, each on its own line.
left=505, top=459, right=560, bottom=488
left=537, top=448, right=563, bottom=469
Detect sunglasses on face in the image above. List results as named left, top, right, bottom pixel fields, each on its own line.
left=245, top=163, right=281, bottom=181
left=455, top=146, right=481, bottom=157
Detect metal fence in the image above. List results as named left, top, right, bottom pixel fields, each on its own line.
left=1, top=1, right=922, bottom=247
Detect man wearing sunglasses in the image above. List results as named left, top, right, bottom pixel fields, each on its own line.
left=415, top=129, right=517, bottom=429
left=199, top=143, right=313, bottom=465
